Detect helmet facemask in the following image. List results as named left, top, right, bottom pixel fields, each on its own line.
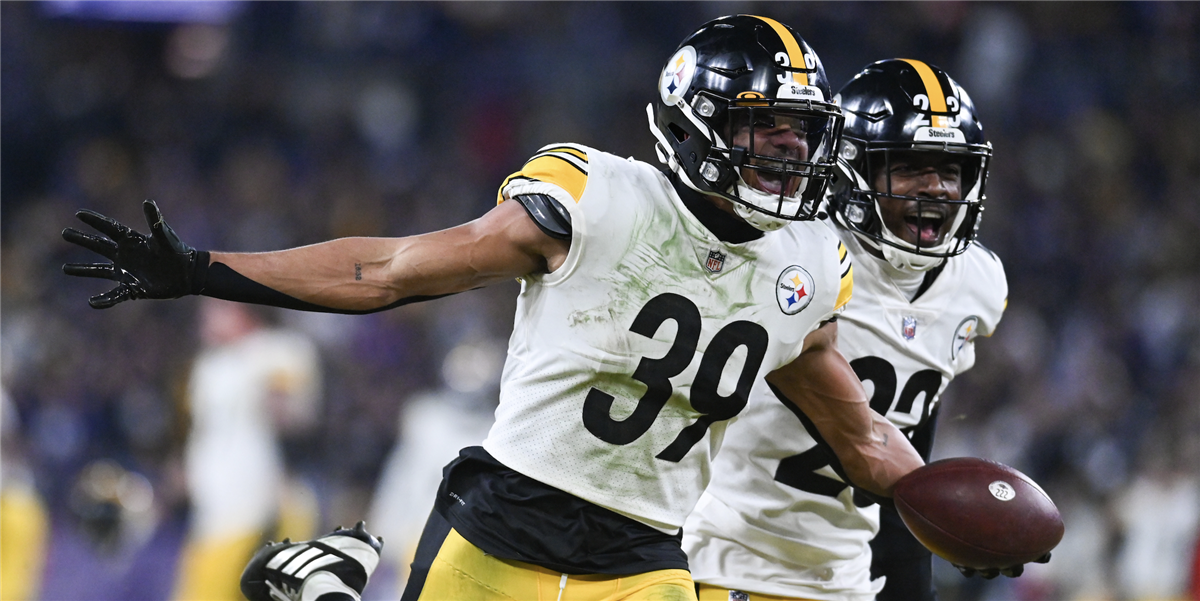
left=722, top=100, right=843, bottom=230
left=650, top=93, right=844, bottom=231
left=835, top=139, right=990, bottom=271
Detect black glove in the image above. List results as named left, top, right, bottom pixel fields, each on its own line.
left=955, top=553, right=1050, bottom=579
left=62, top=200, right=205, bottom=309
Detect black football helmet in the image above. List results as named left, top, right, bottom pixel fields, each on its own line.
left=648, top=15, right=844, bottom=231
left=829, top=59, right=992, bottom=270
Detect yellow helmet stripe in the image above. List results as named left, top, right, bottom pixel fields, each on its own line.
left=750, top=15, right=809, bottom=86
left=899, top=58, right=949, bottom=127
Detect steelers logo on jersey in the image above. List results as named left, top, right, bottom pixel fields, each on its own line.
left=776, top=265, right=816, bottom=315
left=951, top=315, right=980, bottom=360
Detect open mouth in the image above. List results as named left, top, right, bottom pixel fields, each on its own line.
left=903, top=209, right=946, bottom=246
left=755, top=172, right=784, bottom=195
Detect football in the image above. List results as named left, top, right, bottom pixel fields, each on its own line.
left=893, top=457, right=1064, bottom=569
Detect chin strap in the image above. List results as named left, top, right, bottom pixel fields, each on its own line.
left=879, top=238, right=948, bottom=272
left=732, top=193, right=790, bottom=231
left=847, top=228, right=945, bottom=272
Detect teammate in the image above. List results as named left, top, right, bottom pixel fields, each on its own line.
left=61, top=17, right=925, bottom=601
left=683, top=59, right=1034, bottom=601
left=173, top=298, right=323, bottom=601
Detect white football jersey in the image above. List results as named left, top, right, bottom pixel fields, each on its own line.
left=185, top=328, right=320, bottom=540
left=482, top=144, right=853, bottom=532
left=684, top=226, right=1007, bottom=600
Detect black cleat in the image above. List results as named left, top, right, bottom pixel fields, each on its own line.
left=241, top=521, right=384, bottom=601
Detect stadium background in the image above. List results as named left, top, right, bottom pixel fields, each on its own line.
left=2, top=2, right=1198, bottom=600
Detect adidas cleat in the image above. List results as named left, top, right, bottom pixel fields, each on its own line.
left=241, top=521, right=384, bottom=601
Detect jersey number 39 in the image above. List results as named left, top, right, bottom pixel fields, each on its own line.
left=583, top=293, right=768, bottom=462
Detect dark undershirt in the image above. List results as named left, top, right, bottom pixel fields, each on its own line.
left=664, top=168, right=764, bottom=245
left=434, top=447, right=689, bottom=574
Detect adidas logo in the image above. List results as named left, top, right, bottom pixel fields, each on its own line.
left=242, top=522, right=383, bottom=601
left=266, top=540, right=340, bottom=580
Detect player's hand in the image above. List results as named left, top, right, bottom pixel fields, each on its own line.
left=62, top=200, right=203, bottom=308
left=954, top=553, right=1050, bottom=579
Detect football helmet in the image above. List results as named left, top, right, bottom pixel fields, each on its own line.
left=829, top=59, right=992, bottom=270
left=648, top=15, right=844, bottom=231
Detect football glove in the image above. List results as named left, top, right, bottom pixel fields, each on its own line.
left=954, top=552, right=1051, bottom=579
left=62, top=200, right=204, bottom=308
left=241, top=521, right=384, bottom=601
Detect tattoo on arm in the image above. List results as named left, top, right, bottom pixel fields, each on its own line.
left=355, top=263, right=362, bottom=281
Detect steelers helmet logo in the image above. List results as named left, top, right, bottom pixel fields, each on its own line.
left=660, top=46, right=697, bottom=106
left=776, top=265, right=815, bottom=315
left=951, top=315, right=980, bottom=360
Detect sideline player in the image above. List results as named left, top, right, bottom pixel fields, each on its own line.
left=61, top=18, right=924, bottom=601
left=173, top=298, right=323, bottom=601
left=683, top=59, right=1029, bottom=601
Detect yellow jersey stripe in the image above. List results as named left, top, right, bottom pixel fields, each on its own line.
left=838, top=241, right=848, bottom=262
left=836, top=265, right=854, bottom=311
left=496, top=156, right=588, bottom=204
left=751, top=15, right=809, bottom=86
left=980, top=298, right=1008, bottom=336
left=900, top=58, right=949, bottom=128
left=496, top=148, right=590, bottom=205
left=540, top=145, right=588, bottom=163
left=496, top=173, right=520, bottom=205
left=521, top=155, right=588, bottom=202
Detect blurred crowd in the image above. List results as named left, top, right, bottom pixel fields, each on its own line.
left=2, top=2, right=1198, bottom=600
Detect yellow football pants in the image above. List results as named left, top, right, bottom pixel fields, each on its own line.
left=414, top=528, right=697, bottom=601
left=697, top=583, right=818, bottom=601
left=0, top=487, right=49, bottom=601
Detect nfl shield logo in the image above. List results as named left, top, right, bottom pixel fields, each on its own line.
left=705, top=249, right=726, bottom=274
left=902, top=315, right=918, bottom=340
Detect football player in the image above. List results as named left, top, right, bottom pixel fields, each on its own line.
left=60, top=18, right=924, bottom=601
left=683, top=59, right=1027, bottom=601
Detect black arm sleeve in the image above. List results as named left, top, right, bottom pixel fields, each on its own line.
left=871, top=406, right=942, bottom=600
left=513, top=193, right=572, bottom=240
left=197, top=258, right=455, bottom=314
left=871, top=504, right=938, bottom=601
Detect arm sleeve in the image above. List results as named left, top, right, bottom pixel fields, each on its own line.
left=870, top=504, right=937, bottom=601
left=198, top=258, right=456, bottom=314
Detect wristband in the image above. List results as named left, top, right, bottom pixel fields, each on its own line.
left=190, top=250, right=210, bottom=295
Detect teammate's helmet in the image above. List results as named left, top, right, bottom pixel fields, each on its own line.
left=648, top=15, right=844, bottom=231
left=829, top=59, right=992, bottom=270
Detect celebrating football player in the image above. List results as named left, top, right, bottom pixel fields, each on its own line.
left=61, top=18, right=924, bottom=601
left=683, top=59, right=1026, bottom=601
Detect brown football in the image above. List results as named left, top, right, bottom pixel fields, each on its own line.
left=893, top=457, right=1064, bottom=569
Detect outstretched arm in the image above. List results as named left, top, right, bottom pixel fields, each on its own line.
left=209, top=199, right=566, bottom=311
left=766, top=321, right=923, bottom=498
left=63, top=199, right=569, bottom=312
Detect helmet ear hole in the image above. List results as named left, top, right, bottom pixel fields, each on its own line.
left=667, top=123, right=690, bottom=144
